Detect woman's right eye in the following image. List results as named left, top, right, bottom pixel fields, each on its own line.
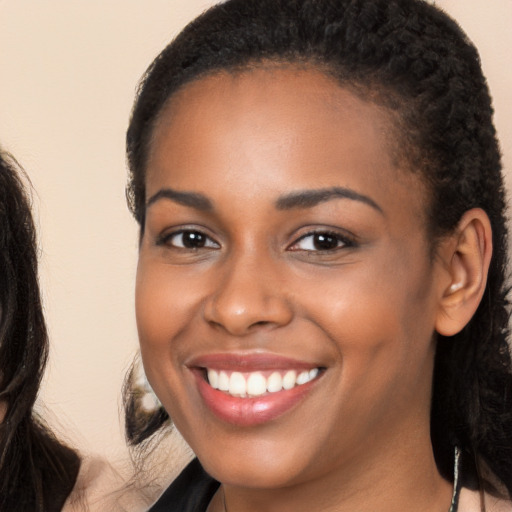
left=158, top=230, right=220, bottom=250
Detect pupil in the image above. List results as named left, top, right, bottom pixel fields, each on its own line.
left=314, top=233, right=338, bottom=250
left=183, top=231, right=205, bottom=248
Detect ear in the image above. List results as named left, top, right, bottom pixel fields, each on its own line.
left=435, top=208, right=492, bottom=337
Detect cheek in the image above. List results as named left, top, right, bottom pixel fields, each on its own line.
left=135, top=257, right=217, bottom=410
left=135, top=261, right=197, bottom=425
left=136, top=259, right=199, bottom=347
left=298, top=245, right=437, bottom=386
left=303, top=262, right=434, bottom=343
left=135, top=260, right=188, bottom=390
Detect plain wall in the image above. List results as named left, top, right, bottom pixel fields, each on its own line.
left=0, top=0, right=510, bottom=462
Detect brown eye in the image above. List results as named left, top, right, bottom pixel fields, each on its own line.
left=312, top=233, right=339, bottom=250
left=181, top=231, right=207, bottom=248
left=163, top=230, right=219, bottom=250
left=289, top=231, right=355, bottom=252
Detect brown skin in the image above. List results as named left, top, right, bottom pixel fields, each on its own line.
left=136, top=67, right=491, bottom=512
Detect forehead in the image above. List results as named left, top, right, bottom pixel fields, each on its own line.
left=147, top=66, right=427, bottom=220
left=151, top=66, right=397, bottom=163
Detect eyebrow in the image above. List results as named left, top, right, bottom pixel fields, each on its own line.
left=275, top=187, right=383, bottom=213
left=146, top=188, right=213, bottom=211
left=146, top=185, right=383, bottom=215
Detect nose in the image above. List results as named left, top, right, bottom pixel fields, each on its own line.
left=203, top=253, right=294, bottom=336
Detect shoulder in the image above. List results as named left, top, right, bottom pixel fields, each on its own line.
left=62, top=455, right=151, bottom=512
left=63, top=456, right=122, bottom=512
left=484, top=494, right=512, bottom=512
left=459, top=487, right=512, bottom=512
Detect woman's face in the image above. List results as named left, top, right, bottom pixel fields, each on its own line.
left=136, top=67, right=448, bottom=489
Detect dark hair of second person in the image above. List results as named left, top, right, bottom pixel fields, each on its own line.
left=0, top=150, right=80, bottom=512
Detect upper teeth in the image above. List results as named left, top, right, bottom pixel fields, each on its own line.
left=206, top=368, right=319, bottom=397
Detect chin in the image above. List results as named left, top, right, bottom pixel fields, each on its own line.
left=196, top=438, right=320, bottom=489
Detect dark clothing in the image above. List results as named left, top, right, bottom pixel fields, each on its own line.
left=148, top=459, right=219, bottom=512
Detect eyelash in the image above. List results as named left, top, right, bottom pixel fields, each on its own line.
left=157, top=228, right=355, bottom=253
left=288, top=230, right=355, bottom=252
left=157, top=229, right=220, bottom=250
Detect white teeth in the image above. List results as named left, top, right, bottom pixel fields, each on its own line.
left=229, top=372, right=246, bottom=396
left=296, top=370, right=310, bottom=385
left=309, top=368, right=319, bottom=380
left=207, top=369, right=219, bottom=389
left=267, top=371, right=283, bottom=392
left=282, top=370, right=296, bottom=390
left=247, top=372, right=267, bottom=396
left=218, top=371, right=229, bottom=391
left=206, top=367, right=320, bottom=397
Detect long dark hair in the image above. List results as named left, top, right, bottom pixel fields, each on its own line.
left=0, top=151, right=80, bottom=511
left=125, top=0, right=512, bottom=496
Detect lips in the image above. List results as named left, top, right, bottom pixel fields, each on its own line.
left=188, top=354, right=324, bottom=426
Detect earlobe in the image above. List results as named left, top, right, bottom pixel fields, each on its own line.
left=435, top=208, right=492, bottom=337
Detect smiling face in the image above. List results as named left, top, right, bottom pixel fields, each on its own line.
left=136, top=67, right=448, bottom=492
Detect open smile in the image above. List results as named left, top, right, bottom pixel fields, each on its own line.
left=188, top=354, right=325, bottom=426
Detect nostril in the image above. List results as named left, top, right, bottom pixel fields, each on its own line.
left=250, top=320, right=272, bottom=328
left=207, top=319, right=226, bottom=331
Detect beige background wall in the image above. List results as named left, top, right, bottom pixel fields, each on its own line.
left=0, top=0, right=510, bottom=462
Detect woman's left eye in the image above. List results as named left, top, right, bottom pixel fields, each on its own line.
left=289, top=232, right=352, bottom=252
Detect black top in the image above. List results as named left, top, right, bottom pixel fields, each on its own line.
left=148, top=455, right=463, bottom=512
left=148, top=459, right=219, bottom=512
